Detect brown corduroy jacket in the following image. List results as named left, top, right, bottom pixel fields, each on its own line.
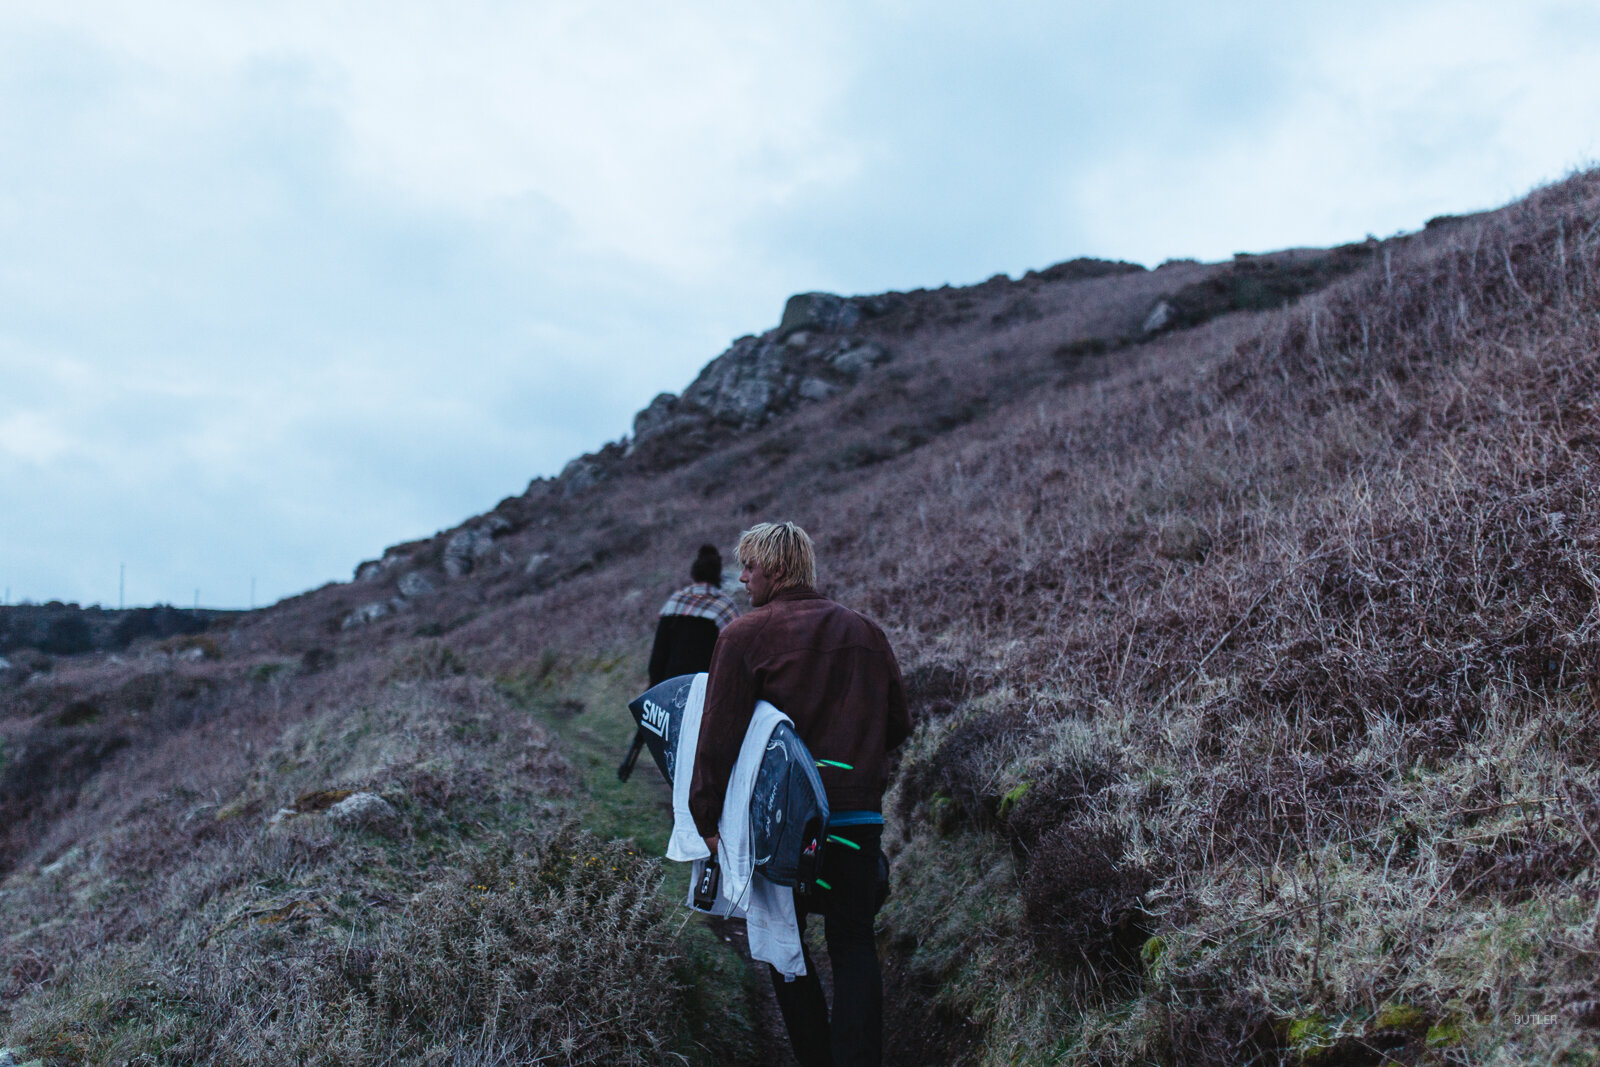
left=688, top=586, right=912, bottom=838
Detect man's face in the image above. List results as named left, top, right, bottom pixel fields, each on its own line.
left=740, top=559, right=779, bottom=607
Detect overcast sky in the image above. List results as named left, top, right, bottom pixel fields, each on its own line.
left=3, top=1, right=1598, bottom=609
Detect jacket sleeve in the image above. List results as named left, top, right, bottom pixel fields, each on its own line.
left=884, top=641, right=912, bottom=753
left=647, top=615, right=672, bottom=686
left=689, top=629, right=758, bottom=838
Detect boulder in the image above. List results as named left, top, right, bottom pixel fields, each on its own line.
left=828, top=340, right=891, bottom=376
left=1142, top=300, right=1177, bottom=334
left=798, top=377, right=836, bottom=401
left=353, top=551, right=408, bottom=583
left=443, top=527, right=495, bottom=578
left=0, top=656, right=11, bottom=673
left=327, top=791, right=399, bottom=832
left=557, top=443, right=625, bottom=497
left=341, top=601, right=391, bottom=629
left=397, top=572, right=435, bottom=598
left=779, top=292, right=861, bottom=339
left=525, top=552, right=550, bottom=576
left=630, top=391, right=681, bottom=441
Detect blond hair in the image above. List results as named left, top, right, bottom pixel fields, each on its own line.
left=736, top=521, right=816, bottom=591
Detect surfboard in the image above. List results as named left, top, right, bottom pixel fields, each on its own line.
left=627, top=674, right=830, bottom=889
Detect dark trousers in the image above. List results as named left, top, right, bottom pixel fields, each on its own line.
left=769, top=825, right=886, bottom=1067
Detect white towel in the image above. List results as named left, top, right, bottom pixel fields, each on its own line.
left=665, top=673, right=711, bottom=863
left=668, top=695, right=806, bottom=979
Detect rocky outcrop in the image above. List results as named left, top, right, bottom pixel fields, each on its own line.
left=617, top=326, right=893, bottom=479
left=779, top=292, right=863, bottom=339
left=547, top=289, right=907, bottom=492
left=444, top=528, right=492, bottom=578
left=397, top=572, right=435, bottom=598
left=1021, top=257, right=1145, bottom=284
left=442, top=515, right=513, bottom=577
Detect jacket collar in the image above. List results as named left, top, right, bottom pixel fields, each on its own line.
left=768, top=585, right=822, bottom=604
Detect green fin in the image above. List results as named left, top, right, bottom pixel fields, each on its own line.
left=827, top=834, right=862, bottom=850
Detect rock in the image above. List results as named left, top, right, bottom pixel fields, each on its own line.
left=631, top=393, right=682, bottom=442
left=828, top=340, right=890, bottom=376
left=177, top=646, right=206, bottom=662
left=779, top=292, right=861, bottom=338
left=856, top=293, right=902, bottom=317
left=681, top=335, right=794, bottom=427
left=0, top=656, right=11, bottom=672
left=266, top=807, right=299, bottom=828
left=525, top=552, right=550, bottom=576
left=798, top=377, right=836, bottom=401
left=1025, top=258, right=1146, bottom=284
left=397, top=572, right=435, bottom=598
left=40, top=846, right=81, bottom=877
left=353, top=551, right=408, bottom=583
left=1142, top=300, right=1177, bottom=334
left=327, top=792, right=399, bottom=832
left=443, top=527, right=495, bottom=578
left=341, top=601, right=391, bottom=629
left=783, top=330, right=812, bottom=349
left=558, top=452, right=615, bottom=498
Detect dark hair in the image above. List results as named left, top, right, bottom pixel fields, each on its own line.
left=690, top=544, right=723, bottom=585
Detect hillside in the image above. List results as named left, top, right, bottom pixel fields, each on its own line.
left=4, top=173, right=1600, bottom=1064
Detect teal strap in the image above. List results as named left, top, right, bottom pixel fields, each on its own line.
left=828, top=810, right=884, bottom=827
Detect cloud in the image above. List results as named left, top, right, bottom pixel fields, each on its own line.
left=2, top=1, right=1598, bottom=605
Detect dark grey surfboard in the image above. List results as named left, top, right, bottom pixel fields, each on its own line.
left=627, top=673, right=830, bottom=889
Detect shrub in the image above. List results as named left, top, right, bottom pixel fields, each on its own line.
left=11, top=831, right=683, bottom=1066
left=1021, top=824, right=1150, bottom=974
left=41, top=616, right=93, bottom=656
left=1001, top=759, right=1115, bottom=864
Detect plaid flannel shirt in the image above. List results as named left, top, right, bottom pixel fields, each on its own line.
left=659, top=583, right=740, bottom=630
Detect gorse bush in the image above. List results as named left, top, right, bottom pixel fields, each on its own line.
left=11, top=832, right=681, bottom=1066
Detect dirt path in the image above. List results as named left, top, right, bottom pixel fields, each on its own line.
left=708, top=915, right=803, bottom=1067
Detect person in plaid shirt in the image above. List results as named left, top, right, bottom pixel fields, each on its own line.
left=647, top=544, right=740, bottom=685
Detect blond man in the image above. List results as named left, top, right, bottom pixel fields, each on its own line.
left=689, top=521, right=911, bottom=1067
